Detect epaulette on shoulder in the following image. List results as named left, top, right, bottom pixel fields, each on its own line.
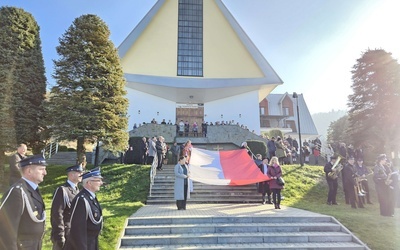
left=15, top=185, right=22, bottom=189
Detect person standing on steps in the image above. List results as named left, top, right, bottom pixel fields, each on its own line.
left=174, top=156, right=190, bottom=210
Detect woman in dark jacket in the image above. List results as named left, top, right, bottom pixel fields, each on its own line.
left=267, top=156, right=284, bottom=209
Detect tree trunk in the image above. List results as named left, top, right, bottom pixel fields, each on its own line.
left=0, top=149, right=6, bottom=192
left=76, top=137, right=87, bottom=169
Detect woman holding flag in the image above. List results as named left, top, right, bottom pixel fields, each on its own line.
left=174, top=156, right=191, bottom=210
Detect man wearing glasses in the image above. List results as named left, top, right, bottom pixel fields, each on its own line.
left=64, top=167, right=103, bottom=250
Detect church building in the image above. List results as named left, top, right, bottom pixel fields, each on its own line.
left=119, top=0, right=283, bottom=134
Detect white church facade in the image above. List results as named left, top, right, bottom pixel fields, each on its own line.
left=118, top=0, right=283, bottom=135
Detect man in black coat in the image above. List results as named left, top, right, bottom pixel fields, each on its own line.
left=64, top=167, right=103, bottom=250
left=8, top=143, right=27, bottom=186
left=0, top=155, right=48, bottom=250
left=257, top=157, right=272, bottom=204
left=324, top=156, right=339, bottom=205
left=342, top=156, right=364, bottom=209
left=51, top=164, right=84, bottom=250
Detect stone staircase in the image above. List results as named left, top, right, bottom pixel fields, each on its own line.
left=147, top=164, right=261, bottom=204
left=45, top=151, right=93, bottom=166
left=118, top=164, right=369, bottom=249
left=119, top=215, right=367, bottom=249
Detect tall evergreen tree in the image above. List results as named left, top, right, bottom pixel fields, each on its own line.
left=0, top=7, right=47, bottom=179
left=348, top=49, right=400, bottom=155
left=48, top=14, right=129, bottom=165
left=327, top=115, right=349, bottom=145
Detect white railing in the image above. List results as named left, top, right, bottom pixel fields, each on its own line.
left=42, top=141, right=59, bottom=159
left=148, top=154, right=158, bottom=197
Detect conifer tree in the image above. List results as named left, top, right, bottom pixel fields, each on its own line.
left=348, top=49, right=400, bottom=155
left=0, top=7, right=47, bottom=179
left=48, top=14, right=129, bottom=165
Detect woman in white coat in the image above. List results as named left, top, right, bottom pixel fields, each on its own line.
left=174, top=156, right=190, bottom=210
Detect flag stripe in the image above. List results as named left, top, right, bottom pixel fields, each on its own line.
left=189, top=148, right=270, bottom=186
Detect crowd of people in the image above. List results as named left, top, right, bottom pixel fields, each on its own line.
left=133, top=118, right=257, bottom=138
left=323, top=147, right=399, bottom=217
left=0, top=147, right=105, bottom=249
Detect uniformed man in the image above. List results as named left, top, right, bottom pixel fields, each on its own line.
left=8, top=143, right=28, bottom=186
left=64, top=167, right=104, bottom=250
left=0, top=155, right=47, bottom=250
left=50, top=164, right=84, bottom=250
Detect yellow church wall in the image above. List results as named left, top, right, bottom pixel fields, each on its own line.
left=203, top=1, right=264, bottom=78
left=120, top=1, right=178, bottom=76
left=121, top=0, right=264, bottom=79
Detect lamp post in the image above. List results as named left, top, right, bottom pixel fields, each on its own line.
left=293, top=92, right=303, bottom=166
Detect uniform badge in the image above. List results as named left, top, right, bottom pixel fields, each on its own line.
left=94, top=212, right=98, bottom=217
left=33, top=210, right=38, bottom=217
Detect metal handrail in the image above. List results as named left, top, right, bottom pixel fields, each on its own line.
left=148, top=154, right=158, bottom=197
left=42, top=141, right=59, bottom=159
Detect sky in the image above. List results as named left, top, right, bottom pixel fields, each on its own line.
left=2, top=0, right=399, bottom=114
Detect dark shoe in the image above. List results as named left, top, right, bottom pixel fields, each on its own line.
left=332, top=202, right=339, bottom=205
left=326, top=202, right=332, bottom=205
left=267, top=201, right=273, bottom=204
left=277, top=204, right=281, bottom=209
left=275, top=205, right=278, bottom=209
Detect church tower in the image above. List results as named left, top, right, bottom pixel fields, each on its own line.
left=119, top=0, right=283, bottom=133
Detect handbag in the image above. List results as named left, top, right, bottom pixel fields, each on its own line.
left=277, top=176, right=285, bottom=186
left=272, top=166, right=285, bottom=186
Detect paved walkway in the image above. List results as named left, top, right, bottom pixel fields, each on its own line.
left=131, top=203, right=328, bottom=218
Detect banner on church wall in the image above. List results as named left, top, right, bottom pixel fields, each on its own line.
left=189, top=148, right=270, bottom=186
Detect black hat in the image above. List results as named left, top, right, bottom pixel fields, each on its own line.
left=66, top=164, right=84, bottom=172
left=81, top=167, right=102, bottom=180
left=19, top=155, right=47, bottom=168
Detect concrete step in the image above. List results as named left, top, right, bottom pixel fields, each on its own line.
left=45, top=151, right=93, bottom=165
left=121, top=232, right=353, bottom=246
left=120, top=242, right=366, bottom=249
left=127, top=216, right=333, bottom=225
left=125, top=222, right=341, bottom=234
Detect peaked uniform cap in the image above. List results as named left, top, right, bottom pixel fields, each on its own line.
left=19, top=155, right=47, bottom=167
left=81, top=167, right=102, bottom=180
left=66, top=164, right=84, bottom=172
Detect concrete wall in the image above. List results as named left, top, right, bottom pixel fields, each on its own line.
left=129, top=123, right=267, bottom=149
left=127, top=88, right=176, bottom=129
left=204, top=90, right=260, bottom=134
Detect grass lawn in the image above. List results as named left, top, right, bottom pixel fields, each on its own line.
left=1, top=163, right=399, bottom=249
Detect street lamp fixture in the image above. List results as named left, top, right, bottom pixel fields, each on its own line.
left=293, top=92, right=303, bottom=166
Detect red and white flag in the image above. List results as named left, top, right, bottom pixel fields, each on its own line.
left=189, top=148, right=270, bottom=186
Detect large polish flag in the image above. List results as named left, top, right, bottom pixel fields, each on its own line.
left=189, top=148, right=271, bottom=186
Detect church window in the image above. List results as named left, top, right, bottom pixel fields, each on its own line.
left=177, top=0, right=203, bottom=77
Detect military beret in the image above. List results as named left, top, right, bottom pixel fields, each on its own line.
left=19, top=155, right=47, bottom=167
left=66, top=164, right=84, bottom=172
left=81, top=167, right=102, bottom=180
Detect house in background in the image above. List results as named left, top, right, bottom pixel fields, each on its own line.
left=259, top=93, right=319, bottom=142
